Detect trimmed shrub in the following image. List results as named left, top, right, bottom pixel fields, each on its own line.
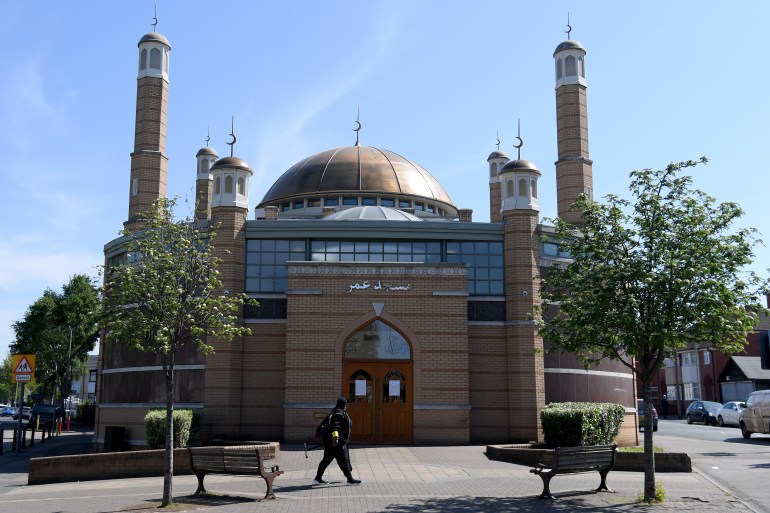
left=541, top=402, right=625, bottom=447
left=144, top=409, right=194, bottom=449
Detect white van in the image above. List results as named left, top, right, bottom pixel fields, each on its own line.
left=739, top=390, right=770, bottom=438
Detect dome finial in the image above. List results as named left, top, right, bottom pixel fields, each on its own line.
left=152, top=5, right=158, bottom=32
left=354, top=106, right=362, bottom=146
left=513, top=118, right=524, bottom=160
left=565, top=12, right=572, bottom=39
left=205, top=127, right=211, bottom=147
left=227, top=115, right=237, bottom=157
left=496, top=130, right=501, bottom=151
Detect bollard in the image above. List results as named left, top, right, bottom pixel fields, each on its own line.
left=29, top=426, right=35, bottom=447
left=0, top=428, right=3, bottom=455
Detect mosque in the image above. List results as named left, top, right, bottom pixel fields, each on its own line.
left=96, top=20, right=637, bottom=449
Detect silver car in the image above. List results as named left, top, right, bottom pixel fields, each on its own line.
left=716, top=401, right=745, bottom=427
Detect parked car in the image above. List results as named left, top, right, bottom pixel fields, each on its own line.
left=686, top=400, right=722, bottom=425
left=637, top=399, right=658, bottom=431
left=12, top=406, right=31, bottom=420
left=0, top=405, right=15, bottom=417
left=29, top=404, right=63, bottom=430
left=716, top=401, right=745, bottom=427
left=739, top=390, right=770, bottom=439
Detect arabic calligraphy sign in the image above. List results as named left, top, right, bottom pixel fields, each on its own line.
left=347, top=280, right=412, bottom=293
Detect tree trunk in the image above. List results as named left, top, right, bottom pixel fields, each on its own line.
left=642, top=383, right=657, bottom=501
left=161, top=355, right=175, bottom=507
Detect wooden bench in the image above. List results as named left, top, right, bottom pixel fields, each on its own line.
left=188, top=445, right=284, bottom=500
left=529, top=444, right=616, bottom=499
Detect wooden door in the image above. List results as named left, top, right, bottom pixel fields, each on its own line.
left=343, top=361, right=412, bottom=444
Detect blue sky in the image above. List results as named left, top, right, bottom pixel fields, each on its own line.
left=1, top=1, right=768, bottom=358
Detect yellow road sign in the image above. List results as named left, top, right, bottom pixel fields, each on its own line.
left=12, top=354, right=35, bottom=384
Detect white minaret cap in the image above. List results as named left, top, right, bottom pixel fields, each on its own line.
left=554, top=40, right=586, bottom=88
left=487, top=150, right=510, bottom=184
left=138, top=32, right=170, bottom=82
left=196, top=146, right=218, bottom=181
left=498, top=159, right=541, bottom=212
left=211, top=156, right=253, bottom=210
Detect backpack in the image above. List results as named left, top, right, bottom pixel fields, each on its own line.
left=317, top=409, right=346, bottom=442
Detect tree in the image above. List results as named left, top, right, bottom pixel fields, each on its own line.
left=11, top=275, right=100, bottom=403
left=101, top=197, right=253, bottom=508
left=538, top=158, right=767, bottom=502
left=0, top=354, right=13, bottom=403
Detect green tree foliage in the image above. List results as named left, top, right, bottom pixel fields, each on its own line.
left=11, top=275, right=100, bottom=403
left=538, top=158, right=767, bottom=502
left=0, top=354, right=13, bottom=403
left=101, top=197, right=254, bottom=507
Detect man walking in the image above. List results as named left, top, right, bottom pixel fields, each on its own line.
left=314, top=397, right=362, bottom=485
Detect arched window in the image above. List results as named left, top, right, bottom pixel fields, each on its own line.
left=344, top=320, right=411, bottom=360
left=531, top=179, right=537, bottom=198
left=518, top=178, right=527, bottom=196
left=150, top=48, right=161, bottom=69
left=214, top=176, right=221, bottom=194
left=140, top=49, right=147, bottom=70
left=198, top=159, right=209, bottom=176
left=225, top=176, right=233, bottom=193
left=237, top=177, right=245, bottom=195
left=579, top=56, right=585, bottom=78
left=565, top=55, right=576, bottom=76
left=348, top=370, right=373, bottom=403
left=490, top=162, right=497, bottom=179
left=556, top=58, right=562, bottom=80
left=506, top=179, right=514, bottom=198
left=164, top=50, right=169, bottom=73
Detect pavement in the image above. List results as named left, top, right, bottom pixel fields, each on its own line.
left=0, top=423, right=765, bottom=513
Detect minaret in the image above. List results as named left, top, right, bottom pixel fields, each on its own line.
left=499, top=130, right=545, bottom=442
left=202, top=119, right=253, bottom=439
left=554, top=21, right=592, bottom=225
left=195, top=131, right=218, bottom=221
left=487, top=132, right=509, bottom=223
left=125, top=16, right=171, bottom=231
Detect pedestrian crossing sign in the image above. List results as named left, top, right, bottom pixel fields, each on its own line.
left=12, top=354, right=35, bottom=383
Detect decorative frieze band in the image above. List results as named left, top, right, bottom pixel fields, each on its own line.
left=287, top=263, right=467, bottom=277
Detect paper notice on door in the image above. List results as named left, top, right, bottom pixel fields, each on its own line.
left=389, top=379, right=401, bottom=396
left=355, top=379, right=367, bottom=396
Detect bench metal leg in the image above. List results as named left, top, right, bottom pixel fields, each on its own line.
left=536, top=473, right=555, bottom=500
left=193, top=472, right=207, bottom=495
left=261, top=474, right=278, bottom=500
left=596, top=469, right=612, bottom=493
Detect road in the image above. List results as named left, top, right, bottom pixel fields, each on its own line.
left=652, top=418, right=770, bottom=513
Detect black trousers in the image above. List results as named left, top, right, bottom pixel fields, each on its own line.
left=316, top=443, right=351, bottom=478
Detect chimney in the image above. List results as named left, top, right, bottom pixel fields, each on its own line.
left=458, top=208, right=473, bottom=222
left=322, top=206, right=336, bottom=218
left=264, top=206, right=279, bottom=220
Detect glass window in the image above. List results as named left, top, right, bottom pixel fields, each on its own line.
left=565, top=55, right=576, bottom=76
left=225, top=176, right=233, bottom=193
left=381, top=198, right=395, bottom=207
left=325, top=198, right=339, bottom=206
left=281, top=203, right=290, bottom=212
left=556, top=57, right=562, bottom=80
left=307, top=198, right=320, bottom=207
left=150, top=48, right=161, bottom=69
left=245, top=239, right=306, bottom=292
left=399, top=200, right=411, bottom=208
left=348, top=370, right=372, bottom=404
left=414, top=202, right=424, bottom=211
left=343, top=197, right=358, bottom=205
left=237, top=177, right=245, bottom=195
left=518, top=178, right=527, bottom=196
left=214, top=176, right=221, bottom=194
left=293, top=200, right=304, bottom=209
left=531, top=179, right=537, bottom=198
left=140, top=49, right=147, bottom=70
left=362, top=197, right=376, bottom=206
left=345, top=320, right=411, bottom=359
left=579, top=56, right=585, bottom=78
left=704, top=351, right=711, bottom=365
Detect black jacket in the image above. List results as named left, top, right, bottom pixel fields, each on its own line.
left=316, top=407, right=352, bottom=446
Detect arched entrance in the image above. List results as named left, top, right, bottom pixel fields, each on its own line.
left=342, top=320, right=412, bottom=444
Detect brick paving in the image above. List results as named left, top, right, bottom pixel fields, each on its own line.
left=1, top=437, right=760, bottom=513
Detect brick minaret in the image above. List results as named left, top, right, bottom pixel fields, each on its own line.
left=195, top=145, right=218, bottom=221
left=487, top=148, right=509, bottom=223
left=554, top=38, right=592, bottom=225
left=499, top=158, right=545, bottom=442
left=125, top=31, right=171, bottom=231
left=201, top=151, right=253, bottom=440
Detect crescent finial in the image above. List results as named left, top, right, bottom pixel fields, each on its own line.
left=152, top=6, right=158, bottom=32
left=496, top=130, right=501, bottom=151
left=354, top=106, right=361, bottom=146
left=565, top=13, right=572, bottom=39
left=513, top=118, right=524, bottom=160
left=205, top=127, right=210, bottom=147
left=227, top=115, right=236, bottom=157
